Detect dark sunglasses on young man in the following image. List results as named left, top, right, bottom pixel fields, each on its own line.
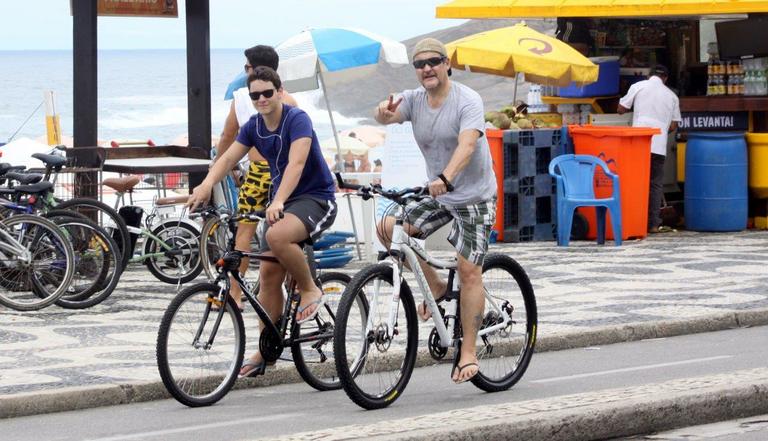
left=249, top=89, right=276, bottom=100
left=412, top=56, right=446, bottom=70
left=244, top=64, right=252, bottom=73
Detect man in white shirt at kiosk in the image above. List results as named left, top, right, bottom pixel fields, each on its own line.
left=618, top=64, right=682, bottom=233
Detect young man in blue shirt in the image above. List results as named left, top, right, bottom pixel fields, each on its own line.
left=188, top=66, right=337, bottom=376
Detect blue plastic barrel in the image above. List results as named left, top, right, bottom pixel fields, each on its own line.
left=684, top=132, right=747, bottom=231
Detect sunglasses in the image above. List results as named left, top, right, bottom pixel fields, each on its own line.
left=249, top=89, right=276, bottom=100
left=412, top=56, right=446, bottom=70
left=244, top=64, right=253, bottom=73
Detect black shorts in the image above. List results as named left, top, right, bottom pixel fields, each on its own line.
left=256, top=196, right=337, bottom=252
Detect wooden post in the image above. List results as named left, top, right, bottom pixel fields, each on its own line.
left=185, top=0, right=212, bottom=191
left=72, top=0, right=99, bottom=199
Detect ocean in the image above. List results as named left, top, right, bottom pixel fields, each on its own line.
left=0, top=49, right=364, bottom=146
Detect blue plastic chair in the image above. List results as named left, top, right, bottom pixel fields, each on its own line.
left=549, top=154, right=622, bottom=246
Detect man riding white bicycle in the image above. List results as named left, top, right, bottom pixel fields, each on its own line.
left=374, top=38, right=497, bottom=384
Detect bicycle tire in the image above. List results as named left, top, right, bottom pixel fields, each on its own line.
left=334, top=263, right=418, bottom=410
left=144, top=220, right=202, bottom=284
left=156, top=282, right=245, bottom=407
left=42, top=211, right=112, bottom=299
left=0, top=214, right=75, bottom=311
left=199, top=216, right=232, bottom=281
left=470, top=253, right=537, bottom=393
left=46, top=214, right=122, bottom=309
left=291, top=271, right=354, bottom=391
left=55, top=198, right=131, bottom=272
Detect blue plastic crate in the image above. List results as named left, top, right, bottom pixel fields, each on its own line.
left=316, top=254, right=354, bottom=269
left=559, top=57, right=620, bottom=97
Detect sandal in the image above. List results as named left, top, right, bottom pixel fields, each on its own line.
left=417, top=294, right=446, bottom=322
left=452, top=362, right=479, bottom=384
left=239, top=358, right=276, bottom=378
left=296, top=295, right=325, bottom=324
left=649, top=225, right=677, bottom=234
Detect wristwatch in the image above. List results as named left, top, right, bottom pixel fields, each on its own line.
left=437, top=173, right=455, bottom=192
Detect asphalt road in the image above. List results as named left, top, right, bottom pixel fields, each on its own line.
left=2, top=326, right=766, bottom=441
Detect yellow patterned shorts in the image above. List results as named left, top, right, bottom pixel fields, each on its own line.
left=237, top=161, right=271, bottom=224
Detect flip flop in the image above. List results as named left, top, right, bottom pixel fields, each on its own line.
left=452, top=362, right=479, bottom=384
left=296, top=295, right=326, bottom=324
left=239, top=358, right=276, bottom=378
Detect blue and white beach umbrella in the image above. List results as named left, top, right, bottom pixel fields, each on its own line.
left=224, top=28, right=408, bottom=165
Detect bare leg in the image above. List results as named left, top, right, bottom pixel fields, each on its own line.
left=265, top=214, right=322, bottom=322
left=376, top=216, right=446, bottom=303
left=229, top=221, right=257, bottom=309
left=239, top=258, right=285, bottom=373
left=452, top=254, right=483, bottom=383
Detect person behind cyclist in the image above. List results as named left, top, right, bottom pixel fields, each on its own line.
left=188, top=66, right=337, bottom=377
left=215, top=45, right=300, bottom=311
left=373, top=38, right=497, bottom=384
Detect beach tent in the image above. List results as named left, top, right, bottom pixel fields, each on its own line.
left=0, top=138, right=57, bottom=169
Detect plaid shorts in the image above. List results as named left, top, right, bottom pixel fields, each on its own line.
left=403, top=197, right=496, bottom=266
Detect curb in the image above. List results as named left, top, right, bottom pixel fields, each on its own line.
left=270, top=368, right=768, bottom=441
left=2, top=307, right=767, bottom=419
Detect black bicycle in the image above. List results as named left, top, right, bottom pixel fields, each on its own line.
left=156, top=211, right=365, bottom=407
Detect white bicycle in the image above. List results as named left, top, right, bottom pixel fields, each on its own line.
left=332, top=174, right=537, bottom=409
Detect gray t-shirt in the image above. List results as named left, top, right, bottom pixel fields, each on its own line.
left=399, top=82, right=497, bottom=206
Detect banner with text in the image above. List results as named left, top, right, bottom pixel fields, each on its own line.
left=679, top=112, right=749, bottom=132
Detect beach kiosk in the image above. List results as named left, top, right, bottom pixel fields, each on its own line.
left=437, top=0, right=768, bottom=232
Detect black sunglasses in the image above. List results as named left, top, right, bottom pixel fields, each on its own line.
left=244, top=64, right=253, bottom=73
left=249, top=89, right=276, bottom=100
left=412, top=56, right=446, bottom=69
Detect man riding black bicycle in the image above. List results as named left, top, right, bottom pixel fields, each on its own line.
left=373, top=38, right=497, bottom=384
left=187, top=66, right=337, bottom=377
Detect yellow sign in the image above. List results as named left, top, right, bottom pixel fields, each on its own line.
left=71, top=1, right=178, bottom=18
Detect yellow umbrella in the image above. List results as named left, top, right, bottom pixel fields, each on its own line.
left=436, top=0, right=768, bottom=19
left=445, top=23, right=598, bottom=87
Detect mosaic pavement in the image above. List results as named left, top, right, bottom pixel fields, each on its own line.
left=1, top=230, right=766, bottom=396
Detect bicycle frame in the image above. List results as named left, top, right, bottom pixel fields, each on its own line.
left=376, top=208, right=515, bottom=349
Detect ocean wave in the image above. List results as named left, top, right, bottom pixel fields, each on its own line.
left=102, top=95, right=187, bottom=105
left=293, top=90, right=365, bottom=127
left=100, top=107, right=188, bottom=129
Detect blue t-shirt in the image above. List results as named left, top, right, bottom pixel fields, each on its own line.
left=236, top=104, right=335, bottom=201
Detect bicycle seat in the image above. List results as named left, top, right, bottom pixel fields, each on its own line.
left=13, top=181, right=54, bottom=195
left=103, top=175, right=141, bottom=193
left=31, top=153, right=66, bottom=168
left=155, top=195, right=189, bottom=206
left=3, top=172, right=43, bottom=185
left=0, top=163, right=26, bottom=175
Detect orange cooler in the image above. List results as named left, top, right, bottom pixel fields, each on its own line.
left=486, top=128, right=505, bottom=241
left=568, top=125, right=660, bottom=240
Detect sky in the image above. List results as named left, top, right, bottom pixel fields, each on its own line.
left=0, top=0, right=465, bottom=50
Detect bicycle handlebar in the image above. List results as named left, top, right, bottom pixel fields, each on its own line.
left=335, top=172, right=429, bottom=204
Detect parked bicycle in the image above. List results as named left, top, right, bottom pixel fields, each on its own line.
left=0, top=213, right=75, bottom=311
left=332, top=174, right=537, bottom=409
left=156, top=211, right=359, bottom=407
left=103, top=175, right=202, bottom=284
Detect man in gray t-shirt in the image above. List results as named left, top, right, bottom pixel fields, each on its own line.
left=374, top=37, right=497, bottom=384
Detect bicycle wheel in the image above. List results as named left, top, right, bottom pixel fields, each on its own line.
left=156, top=282, right=245, bottom=407
left=47, top=215, right=122, bottom=309
left=144, top=220, right=202, bottom=284
left=470, top=253, right=537, bottom=392
left=334, top=263, right=418, bottom=409
left=199, top=216, right=232, bottom=281
left=55, top=198, right=131, bottom=272
left=291, top=271, right=356, bottom=391
left=0, top=214, right=75, bottom=311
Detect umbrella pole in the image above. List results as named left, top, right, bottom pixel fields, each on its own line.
left=318, top=69, right=363, bottom=261
left=512, top=73, right=519, bottom=105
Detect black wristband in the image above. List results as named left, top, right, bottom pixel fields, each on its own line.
left=438, top=173, right=455, bottom=192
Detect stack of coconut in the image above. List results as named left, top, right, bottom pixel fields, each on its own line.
left=485, top=104, right=561, bottom=130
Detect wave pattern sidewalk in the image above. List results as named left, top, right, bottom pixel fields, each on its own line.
left=0, top=230, right=766, bottom=398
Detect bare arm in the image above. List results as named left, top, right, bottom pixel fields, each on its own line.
left=427, top=129, right=480, bottom=197
left=669, top=121, right=678, bottom=133
left=215, top=102, right=239, bottom=160
left=266, top=136, right=312, bottom=224
left=187, top=141, right=251, bottom=209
